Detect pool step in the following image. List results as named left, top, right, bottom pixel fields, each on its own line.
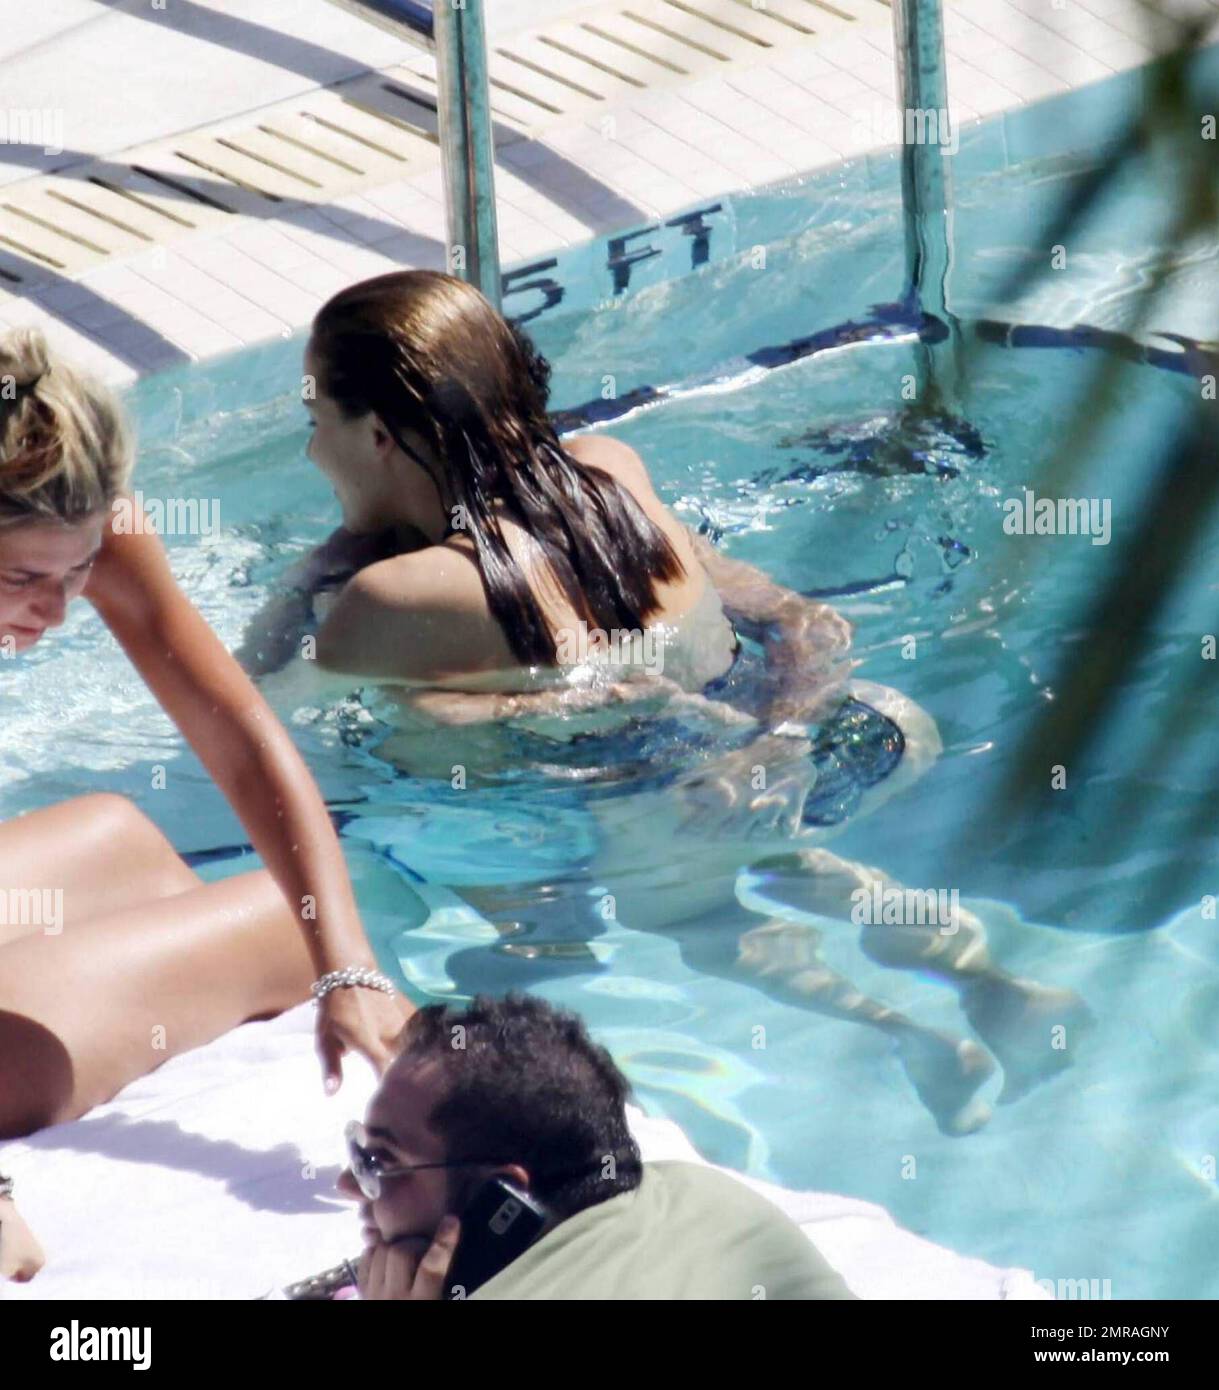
left=0, top=0, right=894, bottom=290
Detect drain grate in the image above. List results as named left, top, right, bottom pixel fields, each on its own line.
left=0, top=0, right=893, bottom=287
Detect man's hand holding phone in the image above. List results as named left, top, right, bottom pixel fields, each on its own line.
left=357, top=1217, right=461, bottom=1300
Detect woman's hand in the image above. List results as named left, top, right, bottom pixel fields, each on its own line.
left=761, top=598, right=857, bottom=729
left=686, top=525, right=856, bottom=729
left=316, top=985, right=416, bottom=1092
left=310, top=526, right=402, bottom=577
left=0, top=1198, right=45, bottom=1283
left=675, top=733, right=814, bottom=841
left=237, top=528, right=409, bottom=675
left=358, top=1219, right=461, bottom=1300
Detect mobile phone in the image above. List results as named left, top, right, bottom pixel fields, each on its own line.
left=444, top=1176, right=549, bottom=1299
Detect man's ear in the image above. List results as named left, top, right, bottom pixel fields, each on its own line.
left=499, top=1164, right=532, bottom=1194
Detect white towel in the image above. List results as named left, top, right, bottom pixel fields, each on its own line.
left=1, top=1004, right=1048, bottom=1301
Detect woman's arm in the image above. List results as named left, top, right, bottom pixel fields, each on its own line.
left=85, top=512, right=411, bottom=1086
left=569, top=433, right=855, bottom=729
left=686, top=528, right=856, bottom=728
left=235, top=526, right=407, bottom=676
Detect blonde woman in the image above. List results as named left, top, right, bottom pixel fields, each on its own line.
left=0, top=327, right=413, bottom=1165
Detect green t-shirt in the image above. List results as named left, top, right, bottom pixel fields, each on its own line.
left=471, top=1161, right=856, bottom=1301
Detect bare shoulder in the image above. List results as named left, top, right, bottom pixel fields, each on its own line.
left=315, top=544, right=514, bottom=680
left=562, top=432, right=699, bottom=577
left=564, top=433, right=654, bottom=493
left=343, top=545, right=483, bottom=612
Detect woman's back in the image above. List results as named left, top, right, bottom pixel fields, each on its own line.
left=303, top=270, right=736, bottom=697
left=316, top=433, right=737, bottom=696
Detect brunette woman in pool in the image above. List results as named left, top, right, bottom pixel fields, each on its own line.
left=0, top=327, right=413, bottom=1157
left=247, top=271, right=1091, bottom=1136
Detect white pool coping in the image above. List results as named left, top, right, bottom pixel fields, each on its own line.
left=0, top=0, right=1215, bottom=388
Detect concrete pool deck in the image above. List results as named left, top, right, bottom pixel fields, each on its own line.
left=0, top=0, right=1216, bottom=386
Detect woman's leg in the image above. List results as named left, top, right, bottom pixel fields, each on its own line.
left=0, top=795, right=202, bottom=947
left=666, top=903, right=996, bottom=1135
left=748, top=677, right=1091, bottom=1099
left=0, top=869, right=315, bottom=1138
left=749, top=847, right=1093, bottom=1103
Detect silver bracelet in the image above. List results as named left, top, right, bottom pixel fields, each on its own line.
left=311, top=966, right=396, bottom=1002
left=0, top=1172, right=14, bottom=1201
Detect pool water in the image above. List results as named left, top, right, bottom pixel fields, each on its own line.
left=4, top=56, right=1219, bottom=1298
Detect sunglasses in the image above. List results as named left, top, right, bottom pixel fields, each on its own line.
left=344, top=1121, right=503, bottom=1201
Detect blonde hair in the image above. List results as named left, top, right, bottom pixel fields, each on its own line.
left=0, top=327, right=133, bottom=532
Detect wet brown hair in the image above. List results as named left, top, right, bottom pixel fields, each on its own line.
left=310, top=270, right=684, bottom=667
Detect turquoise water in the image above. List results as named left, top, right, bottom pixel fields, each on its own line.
left=3, top=56, right=1219, bottom=1297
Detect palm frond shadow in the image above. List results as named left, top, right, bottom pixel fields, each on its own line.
left=938, top=7, right=1219, bottom=912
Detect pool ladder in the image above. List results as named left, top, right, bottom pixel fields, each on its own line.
left=322, top=0, right=502, bottom=310
left=321, top=1, right=953, bottom=335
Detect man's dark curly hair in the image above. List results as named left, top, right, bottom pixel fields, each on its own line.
left=396, top=993, right=643, bottom=1221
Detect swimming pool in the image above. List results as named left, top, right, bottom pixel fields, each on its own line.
left=4, top=51, right=1218, bottom=1298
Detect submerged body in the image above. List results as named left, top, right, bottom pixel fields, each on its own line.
left=239, top=270, right=1093, bottom=1137
left=272, top=420, right=1077, bottom=1135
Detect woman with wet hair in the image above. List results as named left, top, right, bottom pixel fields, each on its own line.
left=247, top=271, right=1090, bottom=1141
left=0, top=326, right=412, bottom=1154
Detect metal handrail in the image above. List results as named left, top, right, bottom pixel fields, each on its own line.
left=891, top=0, right=953, bottom=317
left=323, top=0, right=952, bottom=328
left=322, top=0, right=502, bottom=308
left=891, top=0, right=958, bottom=404
left=433, top=2, right=501, bottom=308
